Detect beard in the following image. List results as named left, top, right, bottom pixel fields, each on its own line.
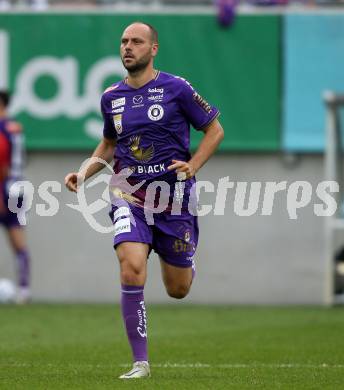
left=122, top=52, right=151, bottom=74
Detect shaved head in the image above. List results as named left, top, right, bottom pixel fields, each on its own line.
left=126, top=22, right=158, bottom=44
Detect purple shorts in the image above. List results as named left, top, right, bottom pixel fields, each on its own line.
left=0, top=185, right=22, bottom=228
left=109, top=203, right=198, bottom=269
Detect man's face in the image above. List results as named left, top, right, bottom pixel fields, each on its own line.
left=120, top=24, right=158, bottom=73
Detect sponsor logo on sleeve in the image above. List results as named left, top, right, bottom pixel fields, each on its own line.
left=112, top=106, right=124, bottom=114
left=111, top=97, right=126, bottom=109
left=147, top=104, right=164, bottom=121
left=193, top=92, right=212, bottom=114
left=113, top=114, right=122, bottom=134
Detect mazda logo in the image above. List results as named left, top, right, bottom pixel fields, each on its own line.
left=133, top=95, right=143, bottom=104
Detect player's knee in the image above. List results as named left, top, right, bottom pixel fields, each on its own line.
left=121, top=268, right=143, bottom=285
left=166, top=284, right=190, bottom=299
left=120, top=262, right=145, bottom=284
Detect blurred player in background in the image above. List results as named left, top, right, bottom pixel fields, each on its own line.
left=0, top=91, right=31, bottom=304
left=65, top=22, right=224, bottom=379
left=0, top=0, right=48, bottom=11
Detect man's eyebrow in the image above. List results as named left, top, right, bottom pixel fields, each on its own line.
left=121, top=36, right=145, bottom=41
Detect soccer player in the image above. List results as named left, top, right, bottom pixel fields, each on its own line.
left=0, top=90, right=31, bottom=303
left=65, top=22, right=224, bottom=379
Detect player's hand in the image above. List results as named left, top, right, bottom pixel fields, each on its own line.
left=64, top=172, right=83, bottom=193
left=167, top=160, right=196, bottom=180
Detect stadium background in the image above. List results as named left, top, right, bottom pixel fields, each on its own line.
left=0, top=8, right=342, bottom=304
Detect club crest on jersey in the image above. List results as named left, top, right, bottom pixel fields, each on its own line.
left=128, top=135, right=154, bottom=163
left=113, top=114, right=122, bottom=134
left=148, top=104, right=164, bottom=121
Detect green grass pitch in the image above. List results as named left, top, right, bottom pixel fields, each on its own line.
left=1, top=304, right=344, bottom=389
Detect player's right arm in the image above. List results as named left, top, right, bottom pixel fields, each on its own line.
left=65, top=88, right=118, bottom=193
left=65, top=137, right=116, bottom=193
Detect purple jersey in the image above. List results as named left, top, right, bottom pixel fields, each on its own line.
left=101, top=71, right=219, bottom=183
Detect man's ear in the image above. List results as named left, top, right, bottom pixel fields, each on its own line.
left=152, top=43, right=159, bottom=57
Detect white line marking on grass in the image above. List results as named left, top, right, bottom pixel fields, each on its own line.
left=119, top=363, right=344, bottom=369
left=2, top=362, right=344, bottom=369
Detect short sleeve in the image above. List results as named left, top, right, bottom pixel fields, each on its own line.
left=101, top=94, right=116, bottom=140
left=177, top=78, right=220, bottom=130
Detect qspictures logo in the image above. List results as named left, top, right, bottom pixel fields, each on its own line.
left=6, top=157, right=341, bottom=234
left=0, top=30, right=126, bottom=141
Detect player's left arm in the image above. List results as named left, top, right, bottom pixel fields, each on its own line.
left=168, top=118, right=224, bottom=179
